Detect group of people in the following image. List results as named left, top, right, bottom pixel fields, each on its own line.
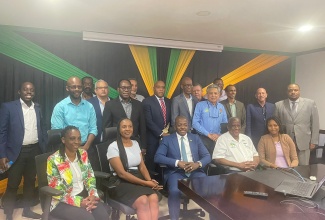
left=0, top=75, right=319, bottom=220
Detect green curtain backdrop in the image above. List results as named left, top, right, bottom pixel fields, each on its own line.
left=0, top=27, right=118, bottom=98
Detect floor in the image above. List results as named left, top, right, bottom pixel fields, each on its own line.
left=0, top=195, right=210, bottom=220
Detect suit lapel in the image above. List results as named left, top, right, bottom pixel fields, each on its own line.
left=283, top=99, right=294, bottom=119
left=154, top=96, right=164, bottom=119
left=116, top=99, right=127, bottom=118
left=295, top=98, right=305, bottom=118
left=15, top=100, right=24, bottom=128
left=187, top=133, right=195, bottom=161
left=34, top=103, right=41, bottom=135
left=225, top=102, right=231, bottom=117
left=180, top=94, right=190, bottom=116
left=172, top=134, right=182, bottom=159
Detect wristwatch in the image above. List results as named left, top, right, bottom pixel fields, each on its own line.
left=197, top=161, right=202, bottom=168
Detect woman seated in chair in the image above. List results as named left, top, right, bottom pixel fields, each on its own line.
left=258, top=116, right=299, bottom=168
left=107, top=118, right=162, bottom=220
left=47, top=126, right=109, bottom=220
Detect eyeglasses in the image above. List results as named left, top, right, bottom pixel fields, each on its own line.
left=119, top=86, right=132, bottom=91
left=68, top=85, right=82, bottom=90
left=183, top=84, right=193, bottom=88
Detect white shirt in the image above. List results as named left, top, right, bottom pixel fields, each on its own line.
left=66, top=154, right=84, bottom=196
left=218, top=90, right=227, bottom=102
left=20, top=99, right=38, bottom=145
left=185, top=94, right=193, bottom=117
left=135, top=94, right=145, bottom=102
left=175, top=133, right=193, bottom=166
left=213, top=132, right=258, bottom=171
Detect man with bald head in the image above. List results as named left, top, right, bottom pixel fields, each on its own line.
left=213, top=117, right=259, bottom=172
left=51, top=76, right=97, bottom=153
left=171, top=77, right=198, bottom=131
left=0, top=82, right=47, bottom=219
left=142, top=81, right=171, bottom=172
left=274, top=83, right=319, bottom=165
left=246, top=88, right=275, bottom=146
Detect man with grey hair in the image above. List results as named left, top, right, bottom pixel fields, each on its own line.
left=193, top=84, right=228, bottom=155
left=192, top=83, right=206, bottom=102
left=213, top=117, right=259, bottom=172
left=274, top=83, right=319, bottom=165
left=87, top=79, right=110, bottom=144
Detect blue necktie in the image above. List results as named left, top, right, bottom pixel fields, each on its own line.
left=181, top=137, right=190, bottom=177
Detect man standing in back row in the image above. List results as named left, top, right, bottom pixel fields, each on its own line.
left=274, top=83, right=319, bottom=165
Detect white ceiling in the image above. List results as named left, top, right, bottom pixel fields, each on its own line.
left=1, top=0, right=325, bottom=53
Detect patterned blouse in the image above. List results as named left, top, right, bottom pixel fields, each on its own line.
left=47, top=149, right=98, bottom=211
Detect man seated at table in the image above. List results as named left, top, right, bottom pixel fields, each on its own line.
left=154, top=116, right=211, bottom=220
left=212, top=117, right=259, bottom=172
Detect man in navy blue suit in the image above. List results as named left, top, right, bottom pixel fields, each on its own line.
left=246, top=88, right=275, bottom=147
left=155, top=116, right=211, bottom=220
left=142, top=81, right=171, bottom=173
left=0, top=82, right=47, bottom=220
left=87, top=79, right=110, bottom=144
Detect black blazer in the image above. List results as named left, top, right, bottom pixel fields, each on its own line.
left=102, top=98, right=147, bottom=149
left=87, top=96, right=104, bottom=144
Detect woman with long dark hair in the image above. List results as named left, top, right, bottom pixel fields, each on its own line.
left=107, top=118, right=162, bottom=220
left=47, top=126, right=109, bottom=220
left=257, top=116, right=298, bottom=168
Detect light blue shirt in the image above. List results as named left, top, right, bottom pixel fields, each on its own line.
left=51, top=96, right=98, bottom=144
left=192, top=100, right=228, bottom=136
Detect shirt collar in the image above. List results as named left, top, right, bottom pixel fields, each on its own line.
left=20, top=98, right=34, bottom=109
left=176, top=132, right=188, bottom=141
left=119, top=96, right=131, bottom=104
left=65, top=153, right=78, bottom=163
left=67, top=96, right=84, bottom=106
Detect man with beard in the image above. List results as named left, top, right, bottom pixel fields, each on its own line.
left=81, top=76, right=95, bottom=100
left=51, top=77, right=97, bottom=154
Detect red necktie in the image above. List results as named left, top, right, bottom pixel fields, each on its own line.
left=159, top=98, right=167, bottom=126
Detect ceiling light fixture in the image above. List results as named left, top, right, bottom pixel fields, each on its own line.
left=83, top=31, right=223, bottom=52
left=298, top=25, right=313, bottom=32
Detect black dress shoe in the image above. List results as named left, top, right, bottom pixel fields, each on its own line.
left=22, top=208, right=42, bottom=219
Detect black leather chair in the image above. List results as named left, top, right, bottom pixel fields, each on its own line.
left=98, top=127, right=137, bottom=220
left=46, top=129, right=63, bottom=152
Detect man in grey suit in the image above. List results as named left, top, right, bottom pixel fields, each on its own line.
left=274, top=83, right=319, bottom=165
left=220, top=85, right=246, bottom=133
left=171, top=77, right=198, bottom=131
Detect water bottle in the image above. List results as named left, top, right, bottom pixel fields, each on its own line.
left=0, top=161, right=13, bottom=174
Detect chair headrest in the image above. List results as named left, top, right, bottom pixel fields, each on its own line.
left=47, top=129, right=62, bottom=145
left=103, top=127, right=117, bottom=142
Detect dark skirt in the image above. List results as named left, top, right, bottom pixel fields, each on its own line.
left=108, top=171, right=157, bottom=207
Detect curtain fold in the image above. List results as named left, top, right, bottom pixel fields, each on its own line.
left=165, top=49, right=195, bottom=98
left=202, top=54, right=288, bottom=95
left=0, top=27, right=119, bottom=98
left=129, top=45, right=157, bottom=95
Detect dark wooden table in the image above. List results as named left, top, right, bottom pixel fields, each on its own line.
left=178, top=164, right=325, bottom=220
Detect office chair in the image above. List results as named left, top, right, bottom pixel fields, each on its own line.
left=97, top=127, right=137, bottom=220
left=158, top=164, right=205, bottom=220
left=35, top=152, right=110, bottom=220
left=47, top=129, right=63, bottom=152
left=35, top=152, right=64, bottom=220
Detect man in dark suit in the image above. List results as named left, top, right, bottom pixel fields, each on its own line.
left=155, top=116, right=211, bottom=220
left=102, top=79, right=146, bottom=151
left=246, top=88, right=275, bottom=147
left=87, top=79, right=110, bottom=144
left=171, top=77, right=198, bottom=131
left=142, top=81, right=171, bottom=172
left=0, top=82, right=47, bottom=220
left=220, top=85, right=246, bottom=133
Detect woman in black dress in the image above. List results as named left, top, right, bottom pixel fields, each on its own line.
left=107, top=118, right=162, bottom=220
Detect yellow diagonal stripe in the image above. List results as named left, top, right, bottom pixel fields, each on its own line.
left=129, top=45, right=155, bottom=95
left=167, top=50, right=195, bottom=98
left=202, top=54, right=288, bottom=95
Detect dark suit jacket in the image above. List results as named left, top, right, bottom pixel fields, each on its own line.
left=246, top=102, right=275, bottom=146
left=87, top=96, right=105, bottom=144
left=220, top=99, right=246, bottom=133
left=102, top=98, right=147, bottom=149
left=171, top=93, right=198, bottom=129
left=154, top=133, right=211, bottom=184
left=0, top=100, right=47, bottom=162
left=142, top=96, right=171, bottom=148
